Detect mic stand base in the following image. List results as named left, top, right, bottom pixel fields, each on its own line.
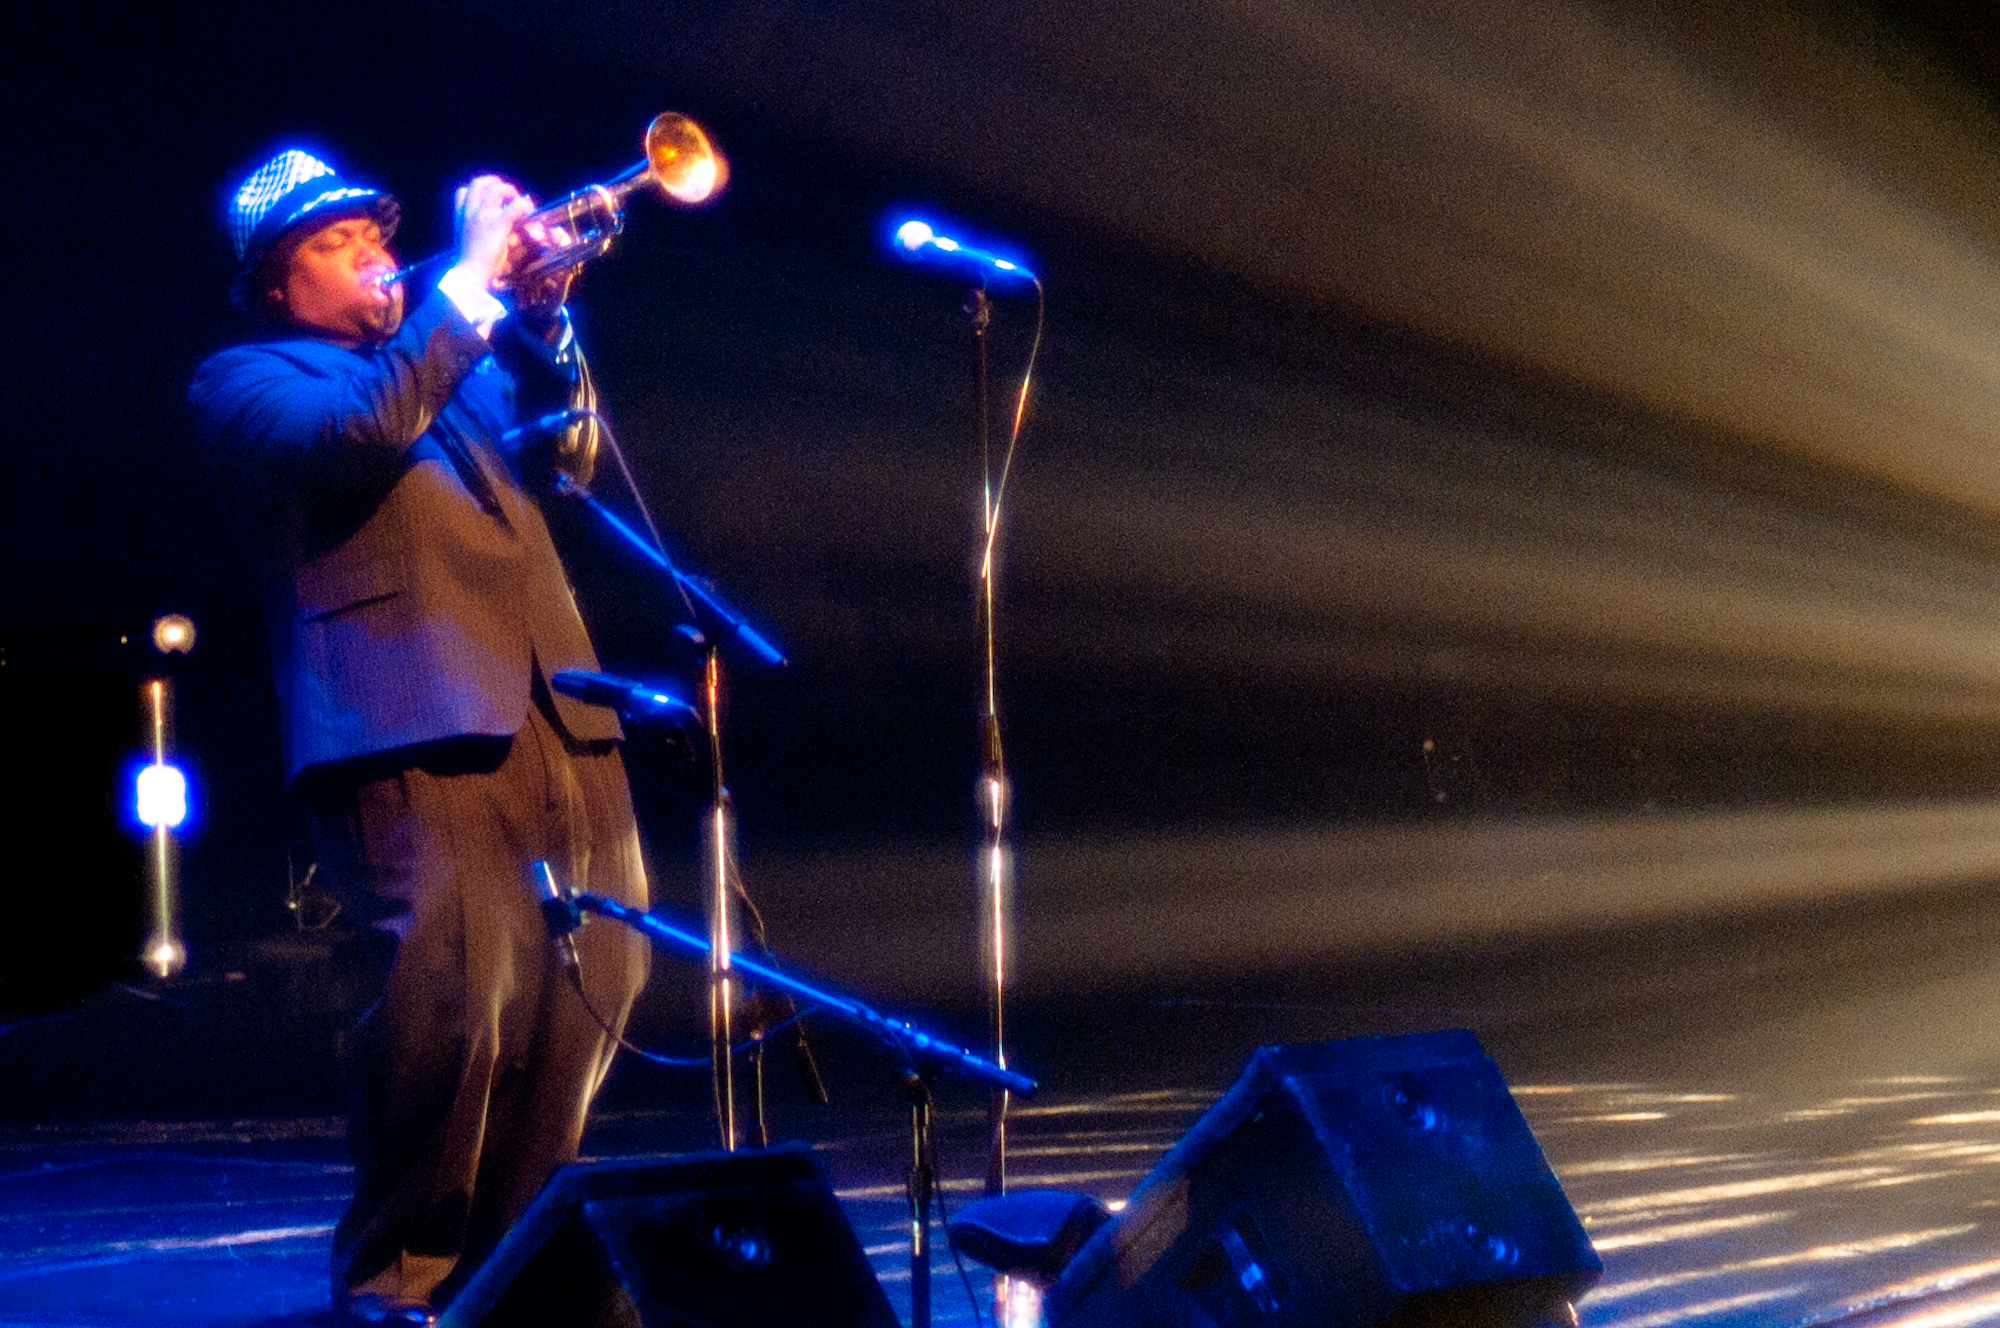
left=907, top=1071, right=938, bottom=1328
left=546, top=887, right=1035, bottom=1328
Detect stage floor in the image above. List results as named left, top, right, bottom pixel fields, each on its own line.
left=7, top=1073, right=2000, bottom=1328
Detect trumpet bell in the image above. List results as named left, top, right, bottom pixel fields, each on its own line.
left=645, top=112, right=727, bottom=205
left=380, top=111, right=727, bottom=295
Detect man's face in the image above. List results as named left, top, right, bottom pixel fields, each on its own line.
left=273, top=213, right=401, bottom=345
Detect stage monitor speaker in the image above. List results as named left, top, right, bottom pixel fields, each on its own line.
left=436, top=1142, right=898, bottom=1328
left=1046, top=1031, right=1600, bottom=1328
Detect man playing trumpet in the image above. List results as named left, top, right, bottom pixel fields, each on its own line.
left=191, top=149, right=650, bottom=1327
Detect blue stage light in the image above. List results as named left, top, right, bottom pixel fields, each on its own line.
left=135, top=762, right=188, bottom=831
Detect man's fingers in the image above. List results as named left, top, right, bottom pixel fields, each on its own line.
left=518, top=219, right=575, bottom=249
left=455, top=175, right=534, bottom=289
left=454, top=175, right=576, bottom=297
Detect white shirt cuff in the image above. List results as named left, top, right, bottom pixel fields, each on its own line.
left=437, top=264, right=508, bottom=339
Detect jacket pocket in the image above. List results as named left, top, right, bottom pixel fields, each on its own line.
left=304, top=589, right=403, bottom=625
left=295, top=547, right=405, bottom=625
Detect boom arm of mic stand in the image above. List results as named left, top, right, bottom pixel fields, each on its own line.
left=555, top=475, right=787, bottom=667
left=569, top=891, right=1036, bottom=1096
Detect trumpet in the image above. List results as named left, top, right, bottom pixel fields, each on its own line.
left=380, top=112, right=727, bottom=292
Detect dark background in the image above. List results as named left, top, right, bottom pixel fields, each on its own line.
left=14, top=0, right=2000, bottom=1116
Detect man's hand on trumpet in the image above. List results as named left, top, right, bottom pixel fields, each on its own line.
left=507, top=212, right=579, bottom=341
left=453, top=174, right=533, bottom=292
left=449, top=174, right=576, bottom=342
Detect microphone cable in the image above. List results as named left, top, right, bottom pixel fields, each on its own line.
left=559, top=940, right=817, bottom=1071
left=563, top=347, right=706, bottom=633
left=979, top=276, right=1045, bottom=591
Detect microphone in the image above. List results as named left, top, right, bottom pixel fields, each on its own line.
left=892, top=219, right=1038, bottom=282
left=530, top=860, right=582, bottom=974
left=550, top=669, right=700, bottom=726
left=500, top=407, right=592, bottom=448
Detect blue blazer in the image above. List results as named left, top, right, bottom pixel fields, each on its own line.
left=191, top=288, right=620, bottom=782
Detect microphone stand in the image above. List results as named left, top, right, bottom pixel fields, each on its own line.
left=538, top=877, right=1035, bottom=1328
left=966, top=284, right=1013, bottom=1204
left=701, top=645, right=738, bottom=1150
left=556, top=474, right=785, bottom=668
left=555, top=475, right=786, bottom=1152
left=898, top=234, right=1044, bottom=1327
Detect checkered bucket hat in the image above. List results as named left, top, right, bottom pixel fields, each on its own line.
left=226, top=148, right=399, bottom=308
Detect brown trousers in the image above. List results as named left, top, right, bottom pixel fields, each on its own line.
left=303, top=692, right=650, bottom=1310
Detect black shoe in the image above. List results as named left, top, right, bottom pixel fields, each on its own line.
left=339, top=1293, right=437, bottom=1326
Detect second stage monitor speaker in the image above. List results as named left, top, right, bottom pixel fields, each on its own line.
left=1047, top=1030, right=1600, bottom=1328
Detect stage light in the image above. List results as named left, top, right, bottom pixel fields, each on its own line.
left=998, top=1276, right=1044, bottom=1328
left=135, top=761, right=188, bottom=830
left=136, top=677, right=189, bottom=982
left=151, top=614, right=195, bottom=655
left=144, top=937, right=186, bottom=980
